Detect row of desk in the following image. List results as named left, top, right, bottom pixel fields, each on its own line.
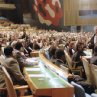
left=24, top=48, right=93, bottom=97
left=24, top=53, right=74, bottom=97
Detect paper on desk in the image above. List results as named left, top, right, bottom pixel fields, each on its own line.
left=26, top=58, right=38, bottom=63
left=26, top=58, right=39, bottom=66
left=84, top=50, right=92, bottom=56
left=29, top=74, right=45, bottom=78
left=26, top=68, right=40, bottom=71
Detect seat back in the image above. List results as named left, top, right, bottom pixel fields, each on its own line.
left=81, top=57, right=94, bottom=84
left=71, top=81, right=86, bottom=97
left=91, top=64, right=97, bottom=87
left=2, top=66, right=17, bottom=97
left=45, top=50, right=50, bottom=60
left=64, top=50, right=72, bottom=69
left=91, top=93, right=97, bottom=97
left=64, top=50, right=83, bottom=77
left=60, top=65, right=69, bottom=73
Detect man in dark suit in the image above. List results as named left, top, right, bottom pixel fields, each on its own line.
left=14, top=42, right=27, bottom=73
left=90, top=46, right=97, bottom=65
left=4, top=46, right=27, bottom=85
left=88, top=26, right=97, bottom=49
left=55, top=49, right=67, bottom=67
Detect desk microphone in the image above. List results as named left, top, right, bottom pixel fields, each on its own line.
left=24, top=48, right=28, bottom=54
left=28, top=47, right=33, bottom=51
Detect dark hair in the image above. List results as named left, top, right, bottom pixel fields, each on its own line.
left=49, top=46, right=57, bottom=58
left=33, top=43, right=40, bottom=50
left=76, top=43, right=84, bottom=51
left=55, top=49, right=65, bottom=59
left=15, top=42, right=23, bottom=50
left=4, top=46, right=13, bottom=57
left=0, top=44, right=2, bottom=50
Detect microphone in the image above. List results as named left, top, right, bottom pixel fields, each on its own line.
left=28, top=47, right=33, bottom=51
left=24, top=48, right=28, bottom=54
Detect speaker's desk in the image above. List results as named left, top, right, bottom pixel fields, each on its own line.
left=24, top=60, right=74, bottom=97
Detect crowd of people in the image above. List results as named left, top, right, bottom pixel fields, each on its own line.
left=0, top=20, right=97, bottom=96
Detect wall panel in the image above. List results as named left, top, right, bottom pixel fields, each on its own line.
left=64, top=0, right=97, bottom=26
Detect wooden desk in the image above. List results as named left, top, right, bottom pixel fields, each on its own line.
left=30, top=51, right=39, bottom=57
left=39, top=51, right=73, bottom=80
left=24, top=61, right=74, bottom=97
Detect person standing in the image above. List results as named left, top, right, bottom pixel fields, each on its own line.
left=90, top=46, right=97, bottom=65
left=88, top=26, right=97, bottom=49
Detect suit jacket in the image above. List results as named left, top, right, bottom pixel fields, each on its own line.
left=67, top=47, right=74, bottom=57
left=0, top=57, right=25, bottom=88
left=72, top=51, right=86, bottom=67
left=14, top=50, right=27, bottom=73
left=88, top=34, right=95, bottom=49
left=4, top=57, right=26, bottom=85
left=0, top=56, right=7, bottom=88
left=0, top=66, right=6, bottom=88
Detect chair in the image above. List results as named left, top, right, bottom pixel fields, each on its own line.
left=91, top=64, right=97, bottom=87
left=81, top=57, right=94, bottom=85
left=90, top=65, right=97, bottom=97
left=64, top=50, right=83, bottom=77
left=60, top=65, right=69, bottom=73
left=91, top=93, right=97, bottom=97
left=71, top=81, right=91, bottom=97
left=64, top=50, right=73, bottom=69
left=1, top=66, right=33, bottom=97
left=45, top=50, right=50, bottom=60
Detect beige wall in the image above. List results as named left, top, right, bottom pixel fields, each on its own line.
left=0, top=0, right=4, bottom=3
left=64, top=0, right=97, bottom=26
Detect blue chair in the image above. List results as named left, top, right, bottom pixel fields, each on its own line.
left=91, top=93, right=97, bottom=97
left=45, top=50, right=50, bottom=60
left=71, top=81, right=91, bottom=97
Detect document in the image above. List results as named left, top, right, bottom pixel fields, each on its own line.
left=29, top=74, right=45, bottom=78
left=26, top=68, right=40, bottom=71
left=26, top=58, right=39, bottom=66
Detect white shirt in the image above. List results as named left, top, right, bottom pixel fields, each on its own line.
left=94, top=35, right=97, bottom=44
